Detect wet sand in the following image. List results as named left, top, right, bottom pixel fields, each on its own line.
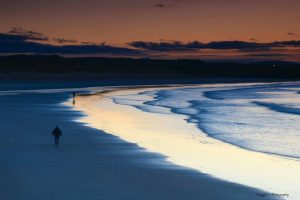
left=0, top=85, right=272, bottom=200
left=73, top=84, right=300, bottom=200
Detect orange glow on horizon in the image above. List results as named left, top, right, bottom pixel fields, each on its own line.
left=1, top=0, right=300, bottom=45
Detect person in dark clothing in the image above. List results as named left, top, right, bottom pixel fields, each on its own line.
left=52, top=126, right=62, bottom=145
left=72, top=92, right=76, bottom=105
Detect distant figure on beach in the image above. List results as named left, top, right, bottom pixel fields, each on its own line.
left=52, top=126, right=62, bottom=145
left=72, top=92, right=76, bottom=105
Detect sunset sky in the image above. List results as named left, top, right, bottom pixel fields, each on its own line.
left=1, top=0, right=300, bottom=61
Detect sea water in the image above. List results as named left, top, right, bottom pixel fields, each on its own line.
left=112, top=82, right=300, bottom=160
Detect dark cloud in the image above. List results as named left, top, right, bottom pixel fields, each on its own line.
left=287, top=32, right=297, bottom=36
left=1, top=27, right=300, bottom=58
left=60, top=44, right=141, bottom=55
left=205, top=41, right=266, bottom=49
left=155, top=3, right=172, bottom=8
left=250, top=38, right=259, bottom=42
left=273, top=40, right=300, bottom=47
left=81, top=41, right=97, bottom=45
left=53, top=37, right=77, bottom=44
left=7, top=27, right=49, bottom=41
left=0, top=33, right=29, bottom=42
left=129, top=40, right=300, bottom=51
left=129, top=41, right=204, bottom=51
left=245, top=53, right=289, bottom=57
left=129, top=40, right=269, bottom=51
left=0, top=31, right=141, bottom=56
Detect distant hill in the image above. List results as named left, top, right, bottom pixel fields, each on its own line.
left=0, top=55, right=300, bottom=81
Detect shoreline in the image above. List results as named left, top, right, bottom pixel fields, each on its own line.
left=0, top=83, right=271, bottom=200
left=72, top=83, right=300, bottom=200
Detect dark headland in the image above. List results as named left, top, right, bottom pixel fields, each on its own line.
left=1, top=55, right=300, bottom=82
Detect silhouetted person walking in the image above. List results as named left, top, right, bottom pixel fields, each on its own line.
left=72, top=92, right=76, bottom=105
left=52, top=126, right=62, bottom=145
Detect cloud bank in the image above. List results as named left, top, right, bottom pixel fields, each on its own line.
left=7, top=27, right=49, bottom=41
left=1, top=27, right=300, bottom=62
left=0, top=28, right=140, bottom=56
left=129, top=40, right=300, bottom=51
